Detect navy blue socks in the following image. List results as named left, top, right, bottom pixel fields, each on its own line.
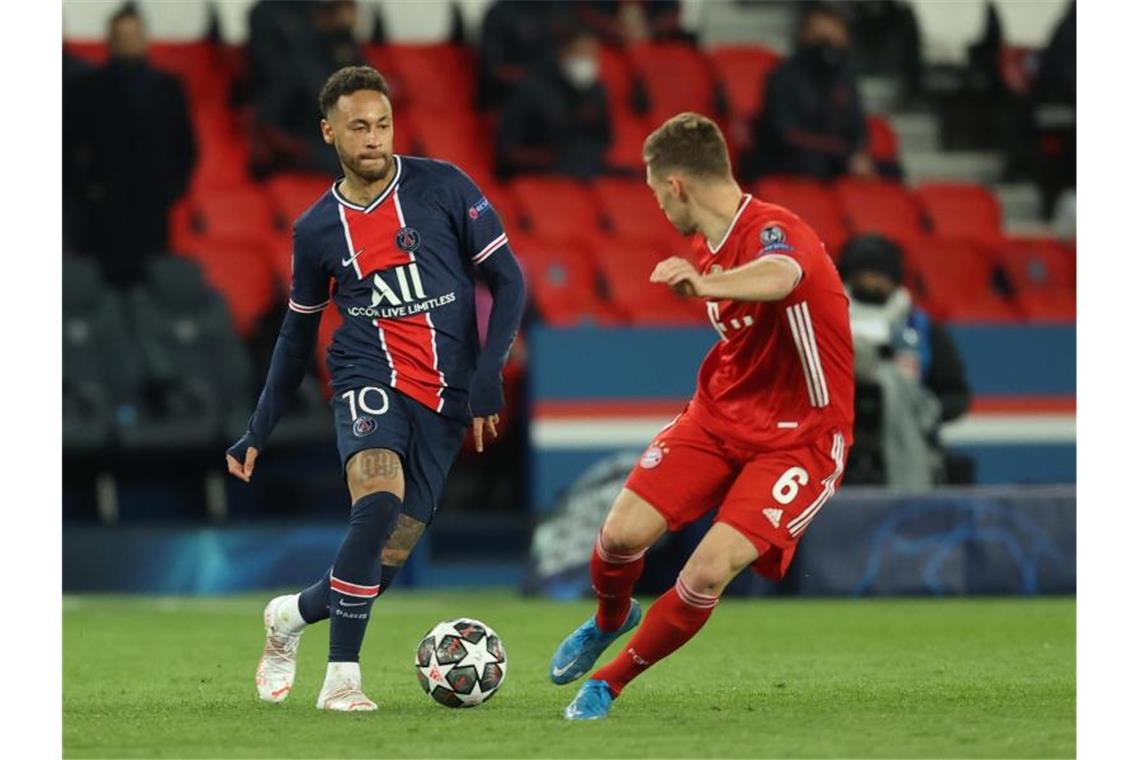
left=327, top=491, right=402, bottom=663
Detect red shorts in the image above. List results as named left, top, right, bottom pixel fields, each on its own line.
left=625, top=411, right=848, bottom=580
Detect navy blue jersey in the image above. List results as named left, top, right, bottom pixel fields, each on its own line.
left=288, top=156, right=512, bottom=420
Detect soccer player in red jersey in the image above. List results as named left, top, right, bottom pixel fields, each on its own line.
left=553, top=112, right=854, bottom=720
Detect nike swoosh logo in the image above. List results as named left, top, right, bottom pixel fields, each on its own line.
left=552, top=658, right=579, bottom=678
left=341, top=248, right=365, bottom=267
left=339, top=600, right=367, bottom=607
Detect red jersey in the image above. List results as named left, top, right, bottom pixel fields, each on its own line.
left=687, top=194, right=854, bottom=452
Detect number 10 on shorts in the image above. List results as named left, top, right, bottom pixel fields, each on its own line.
left=341, top=386, right=390, bottom=421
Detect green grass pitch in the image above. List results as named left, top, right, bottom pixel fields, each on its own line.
left=63, top=592, right=1074, bottom=758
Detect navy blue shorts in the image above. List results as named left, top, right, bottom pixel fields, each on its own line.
left=332, top=384, right=467, bottom=524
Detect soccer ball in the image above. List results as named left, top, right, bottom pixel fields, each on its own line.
left=415, top=618, right=507, bottom=708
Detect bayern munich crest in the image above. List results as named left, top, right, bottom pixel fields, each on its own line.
left=352, top=415, right=377, bottom=438
left=640, top=444, right=665, bottom=469
left=395, top=226, right=421, bottom=253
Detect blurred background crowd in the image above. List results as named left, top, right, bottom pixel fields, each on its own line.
left=62, top=0, right=1075, bottom=541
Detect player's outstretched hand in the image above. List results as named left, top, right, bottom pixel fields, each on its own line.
left=225, top=437, right=259, bottom=483
left=650, top=256, right=704, bottom=298
left=472, top=414, right=500, bottom=453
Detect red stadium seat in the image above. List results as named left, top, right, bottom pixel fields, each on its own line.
left=594, top=234, right=706, bottom=324
left=599, top=46, right=639, bottom=114
left=177, top=237, right=277, bottom=337
left=902, top=236, right=1017, bottom=322
left=64, top=41, right=107, bottom=65
left=380, top=44, right=476, bottom=112
left=753, top=177, right=848, bottom=257
left=606, top=111, right=653, bottom=173
left=593, top=178, right=677, bottom=242
left=186, top=186, right=277, bottom=241
left=147, top=42, right=229, bottom=106
left=997, top=236, right=1076, bottom=321
left=627, top=42, right=720, bottom=126
left=834, top=178, right=925, bottom=242
left=866, top=115, right=900, bottom=164
left=510, top=235, right=617, bottom=325
left=509, top=177, right=603, bottom=243
left=407, top=106, right=493, bottom=180
left=914, top=182, right=1004, bottom=247
left=265, top=173, right=336, bottom=227
left=707, top=45, right=781, bottom=122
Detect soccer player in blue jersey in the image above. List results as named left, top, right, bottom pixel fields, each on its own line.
left=225, top=66, right=526, bottom=711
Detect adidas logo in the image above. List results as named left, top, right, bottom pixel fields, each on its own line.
left=763, top=508, right=784, bottom=528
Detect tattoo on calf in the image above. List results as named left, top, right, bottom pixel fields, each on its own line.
left=381, top=514, right=426, bottom=565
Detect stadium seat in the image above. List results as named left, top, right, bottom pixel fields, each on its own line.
left=866, top=115, right=900, bottom=165
left=407, top=106, right=494, bottom=180
left=599, top=45, right=642, bottom=115
left=509, top=177, right=603, bottom=243
left=914, top=182, right=1004, bottom=247
left=147, top=41, right=228, bottom=107
left=627, top=42, right=721, bottom=126
left=834, top=178, right=926, bottom=242
left=177, top=237, right=278, bottom=337
left=511, top=235, right=617, bottom=326
left=902, top=236, right=1018, bottom=322
left=707, top=45, right=782, bottom=123
left=593, top=178, right=677, bottom=242
left=753, top=177, right=849, bottom=257
left=997, top=236, right=1076, bottom=321
left=265, top=173, right=336, bottom=228
left=594, top=234, right=706, bottom=324
left=122, top=256, right=254, bottom=449
left=185, top=186, right=277, bottom=241
left=63, top=256, right=140, bottom=453
left=606, top=111, right=653, bottom=173
left=380, top=44, right=477, bottom=112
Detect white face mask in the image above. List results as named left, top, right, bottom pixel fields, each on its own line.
left=562, top=56, right=599, bottom=89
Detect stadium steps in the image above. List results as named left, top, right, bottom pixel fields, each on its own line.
left=858, top=76, right=902, bottom=114
left=889, top=112, right=940, bottom=154
left=995, top=182, right=1045, bottom=227
left=696, top=1, right=795, bottom=52
left=901, top=149, right=1006, bottom=184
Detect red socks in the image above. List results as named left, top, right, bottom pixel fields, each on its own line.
left=591, top=577, right=718, bottom=696
left=591, top=534, right=646, bottom=633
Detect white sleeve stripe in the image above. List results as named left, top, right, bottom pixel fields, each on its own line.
left=288, top=299, right=329, bottom=314
left=472, top=233, right=508, bottom=263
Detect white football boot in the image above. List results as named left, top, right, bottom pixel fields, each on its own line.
left=316, top=662, right=378, bottom=712
left=255, top=594, right=305, bottom=703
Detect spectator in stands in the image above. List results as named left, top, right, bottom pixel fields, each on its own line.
left=743, top=3, right=875, bottom=182
left=495, top=27, right=613, bottom=180
left=576, top=0, right=690, bottom=45
left=248, top=0, right=365, bottom=176
left=837, top=235, right=972, bottom=489
left=477, top=0, right=573, bottom=111
left=1030, top=0, right=1075, bottom=218
left=62, top=2, right=197, bottom=287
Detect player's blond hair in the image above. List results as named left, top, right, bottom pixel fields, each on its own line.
left=642, top=112, right=732, bottom=179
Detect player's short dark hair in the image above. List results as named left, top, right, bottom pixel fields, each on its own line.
left=319, top=66, right=391, bottom=118
left=642, top=112, right=732, bottom=179
left=108, top=1, right=142, bottom=29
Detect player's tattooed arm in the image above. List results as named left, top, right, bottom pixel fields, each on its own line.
left=651, top=256, right=800, bottom=303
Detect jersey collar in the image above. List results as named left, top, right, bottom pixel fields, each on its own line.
left=331, top=155, right=403, bottom=213
left=706, top=193, right=753, bottom=255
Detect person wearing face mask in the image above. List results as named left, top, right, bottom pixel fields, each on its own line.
left=63, top=2, right=197, bottom=287
left=742, top=4, right=876, bottom=182
left=837, top=235, right=972, bottom=488
left=495, top=28, right=613, bottom=180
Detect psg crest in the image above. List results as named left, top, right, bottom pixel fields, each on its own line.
left=395, top=226, right=421, bottom=253
left=352, top=415, right=377, bottom=438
